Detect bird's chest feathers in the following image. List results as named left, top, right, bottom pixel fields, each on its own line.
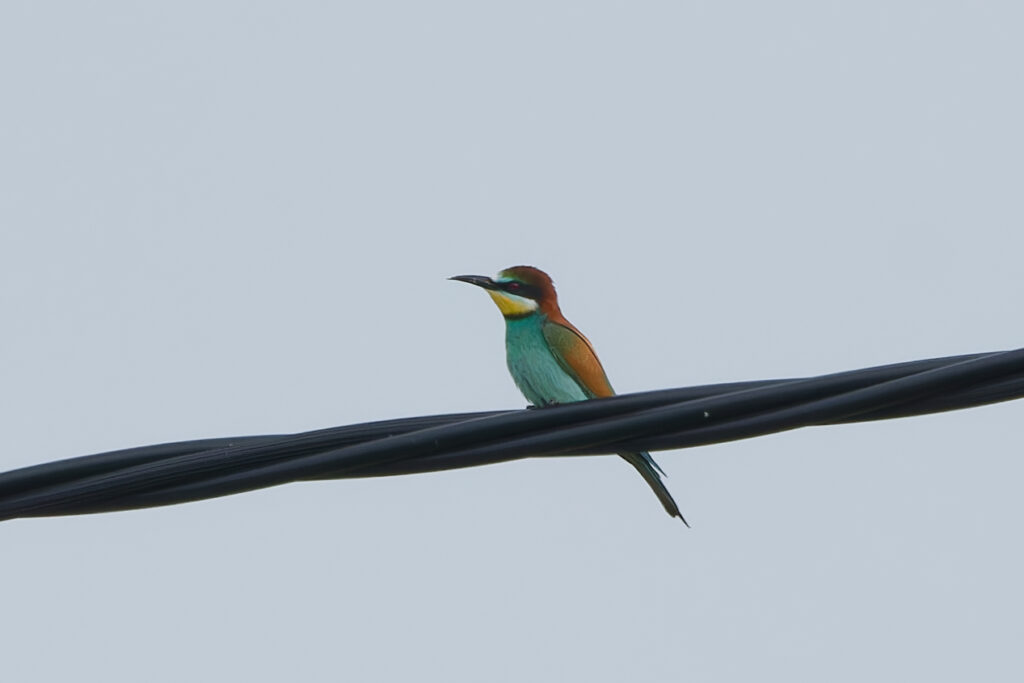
left=503, top=316, right=588, bottom=406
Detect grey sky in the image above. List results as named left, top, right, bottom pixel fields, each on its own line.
left=2, top=2, right=1022, bottom=681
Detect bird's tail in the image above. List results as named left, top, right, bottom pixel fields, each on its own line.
left=619, top=451, right=689, bottom=527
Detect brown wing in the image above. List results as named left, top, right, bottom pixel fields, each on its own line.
left=541, top=318, right=616, bottom=399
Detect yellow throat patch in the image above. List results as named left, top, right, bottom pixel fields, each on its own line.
left=487, top=289, right=539, bottom=317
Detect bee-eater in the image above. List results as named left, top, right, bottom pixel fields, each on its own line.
left=450, top=265, right=687, bottom=525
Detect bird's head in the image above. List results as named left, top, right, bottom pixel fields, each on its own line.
left=449, top=265, right=560, bottom=318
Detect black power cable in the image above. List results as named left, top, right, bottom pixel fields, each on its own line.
left=1, top=349, right=1021, bottom=521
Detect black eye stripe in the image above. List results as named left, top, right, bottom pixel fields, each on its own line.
left=500, top=281, right=540, bottom=299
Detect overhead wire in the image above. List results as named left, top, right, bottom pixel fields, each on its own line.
left=0, top=348, right=1021, bottom=521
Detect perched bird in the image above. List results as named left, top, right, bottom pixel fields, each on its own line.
left=450, top=265, right=688, bottom=525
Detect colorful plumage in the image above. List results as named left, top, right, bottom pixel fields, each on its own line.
left=450, top=266, right=688, bottom=525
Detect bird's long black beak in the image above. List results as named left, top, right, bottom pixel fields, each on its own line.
left=448, top=274, right=499, bottom=290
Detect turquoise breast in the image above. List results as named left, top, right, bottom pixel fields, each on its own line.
left=503, top=315, right=588, bottom=406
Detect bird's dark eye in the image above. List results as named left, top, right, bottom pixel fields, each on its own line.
left=506, top=282, right=521, bottom=291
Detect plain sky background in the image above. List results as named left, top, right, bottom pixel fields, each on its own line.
left=1, top=2, right=1022, bottom=681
